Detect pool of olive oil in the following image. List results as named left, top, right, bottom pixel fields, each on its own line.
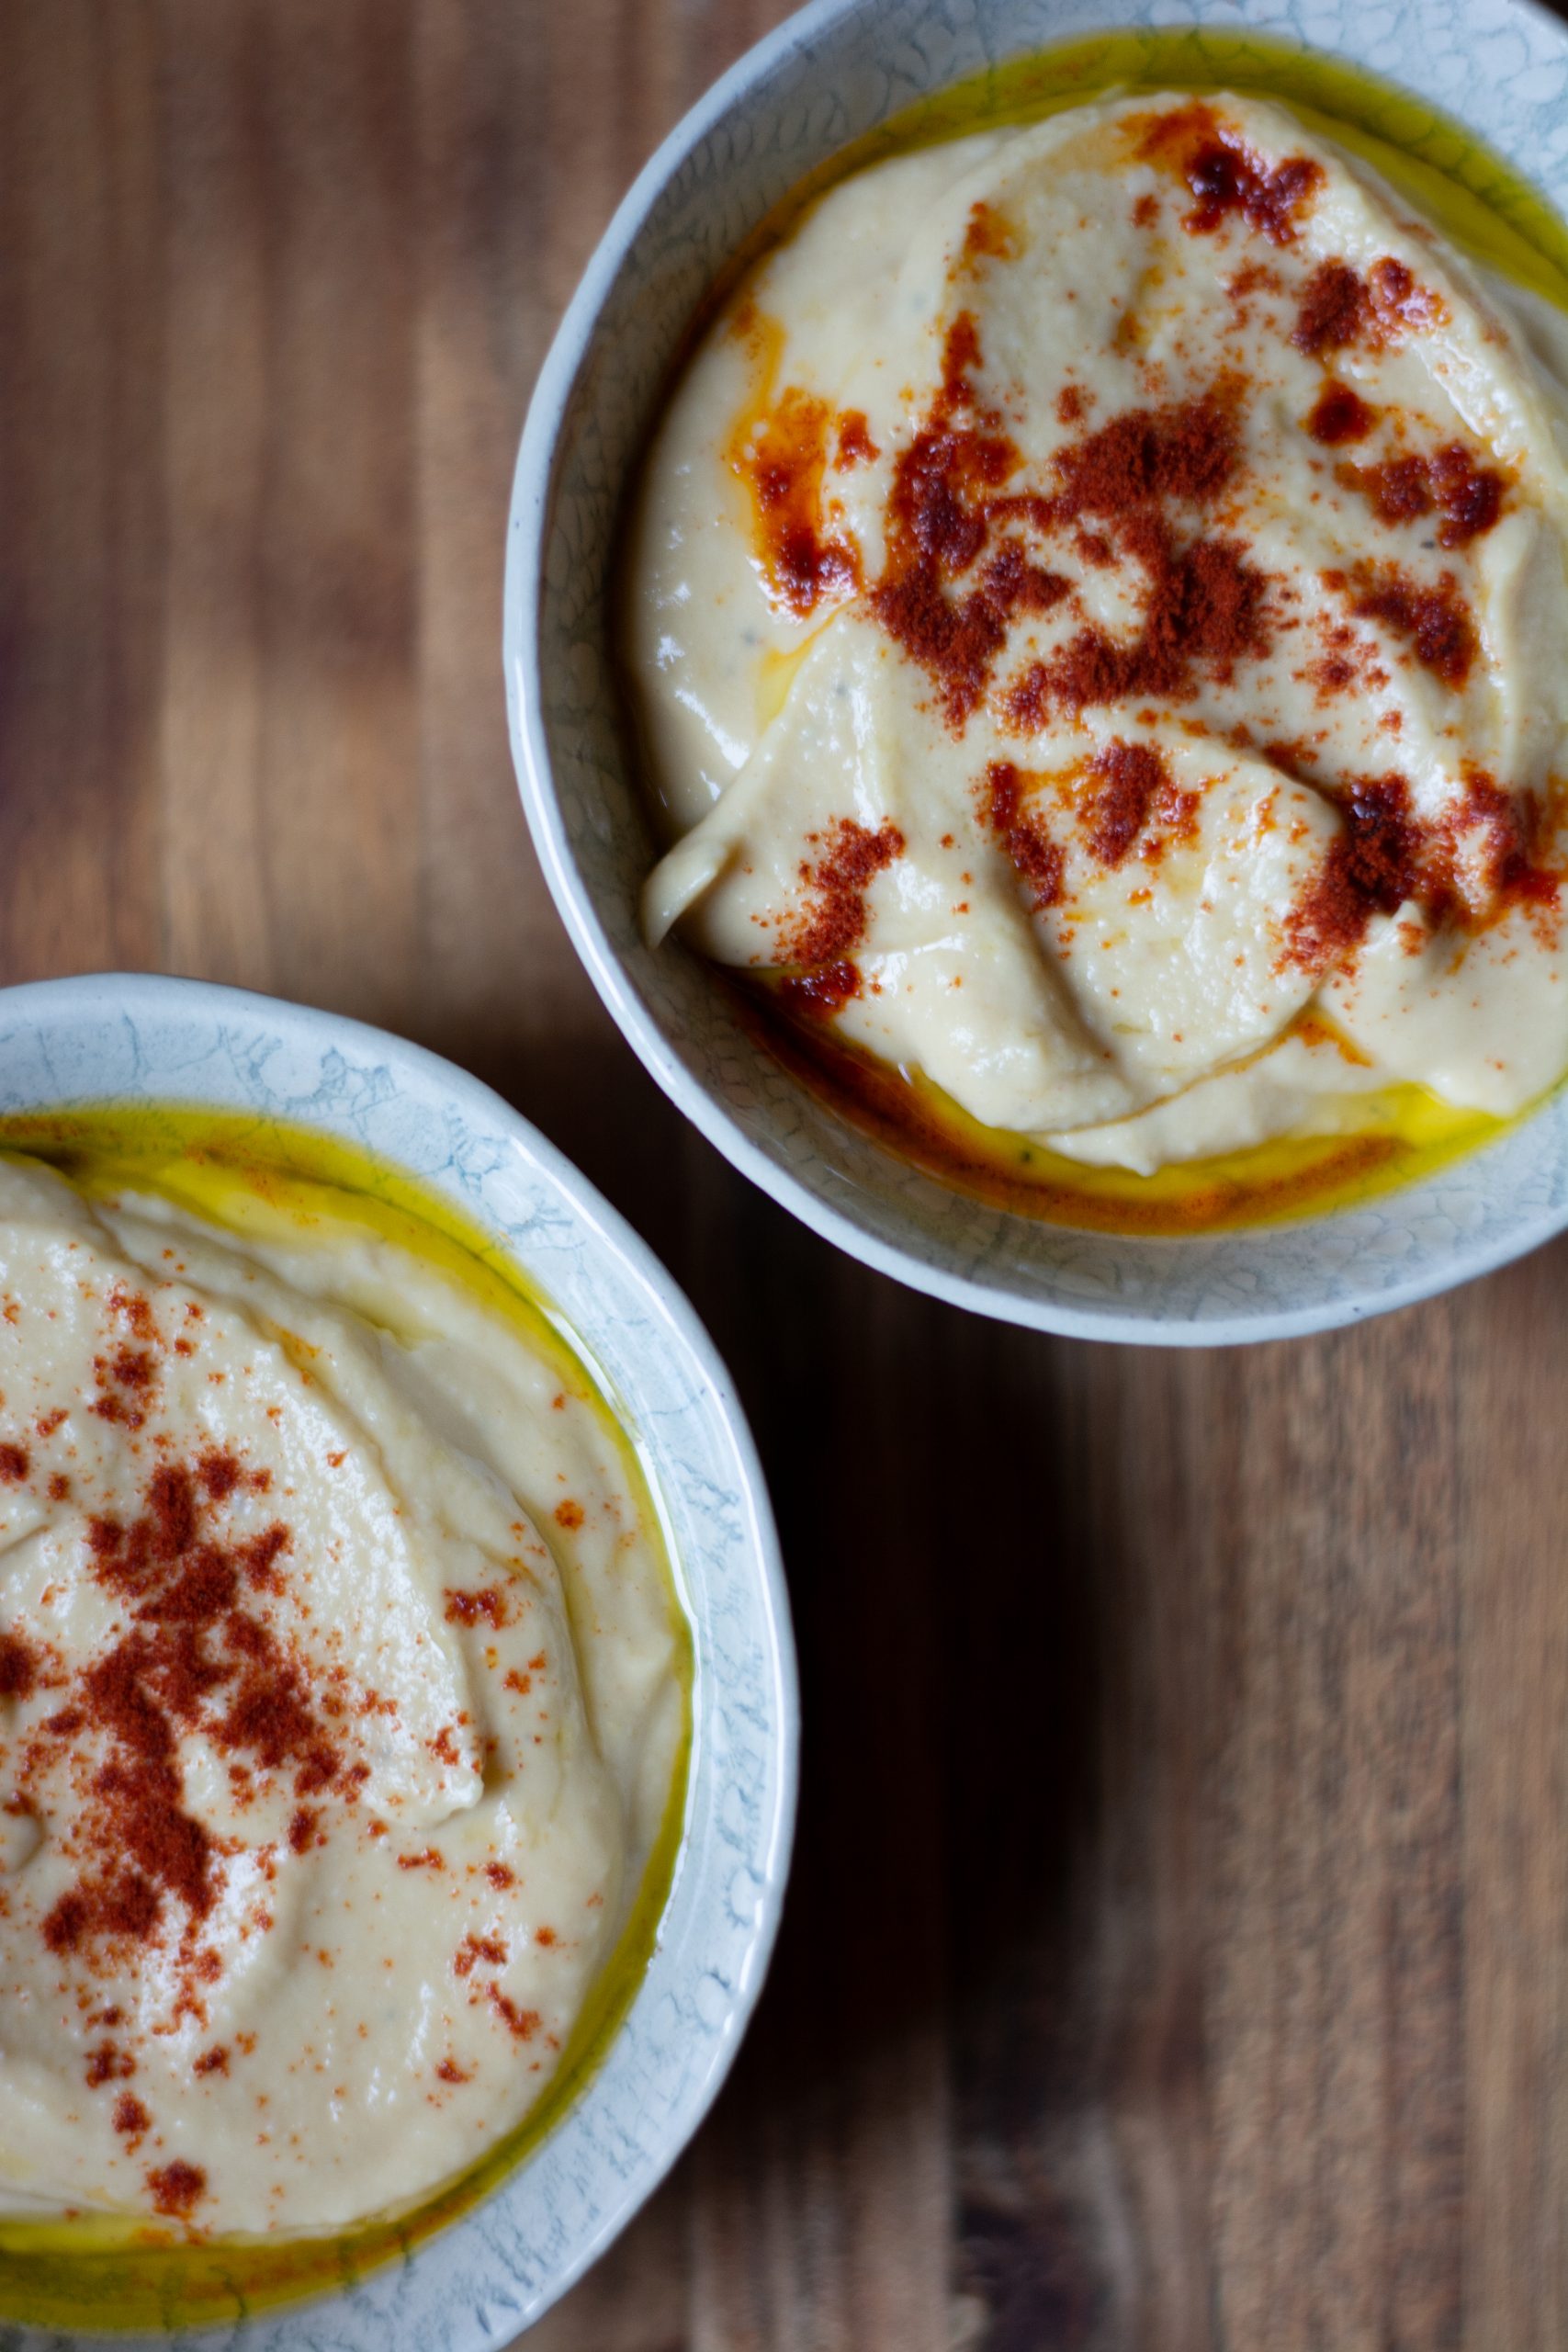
left=728, top=29, right=1568, bottom=1234
left=0, top=1106, right=693, bottom=2334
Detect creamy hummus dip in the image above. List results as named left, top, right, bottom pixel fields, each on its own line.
left=0, top=1148, right=686, bottom=2235
left=628, top=89, right=1568, bottom=1179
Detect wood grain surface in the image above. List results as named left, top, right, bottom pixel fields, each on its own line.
left=2, top=6, right=1566, bottom=2346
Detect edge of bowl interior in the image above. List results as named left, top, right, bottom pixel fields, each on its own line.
left=0, top=971, right=797, bottom=2352
left=506, top=0, right=1568, bottom=1343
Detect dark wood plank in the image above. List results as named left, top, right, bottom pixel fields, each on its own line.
left=1, top=6, right=1566, bottom=2347
left=0, top=0, right=164, bottom=978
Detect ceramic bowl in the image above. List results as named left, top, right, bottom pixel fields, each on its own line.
left=0, top=972, right=795, bottom=2351
left=505, top=0, right=1568, bottom=1343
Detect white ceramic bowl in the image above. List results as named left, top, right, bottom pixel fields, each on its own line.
left=0, top=973, right=795, bottom=2352
left=505, top=0, right=1568, bottom=1344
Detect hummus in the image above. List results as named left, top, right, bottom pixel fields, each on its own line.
left=627, top=89, right=1568, bottom=1183
left=0, top=1141, right=687, bottom=2236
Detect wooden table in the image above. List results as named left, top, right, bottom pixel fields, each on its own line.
left=3, top=6, right=1565, bottom=2345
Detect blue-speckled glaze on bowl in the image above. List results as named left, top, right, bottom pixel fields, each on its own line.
left=0, top=973, right=795, bottom=2351
left=505, top=0, right=1568, bottom=1343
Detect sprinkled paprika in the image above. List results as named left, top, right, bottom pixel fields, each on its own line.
left=980, top=763, right=1065, bottom=910
left=868, top=315, right=1071, bottom=727
left=776, top=816, right=907, bottom=975
left=30, top=1453, right=363, bottom=1978
left=1131, top=101, right=1325, bottom=245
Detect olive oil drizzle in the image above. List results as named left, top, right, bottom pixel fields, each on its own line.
left=0, top=1104, right=694, bottom=2334
left=716, top=30, right=1568, bottom=1231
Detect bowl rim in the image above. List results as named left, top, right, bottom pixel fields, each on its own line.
left=0, top=968, right=798, bottom=2347
left=504, top=0, right=1568, bottom=1345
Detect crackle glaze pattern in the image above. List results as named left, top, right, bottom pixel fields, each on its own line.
left=506, top=0, right=1568, bottom=1341
left=0, top=975, right=795, bottom=2352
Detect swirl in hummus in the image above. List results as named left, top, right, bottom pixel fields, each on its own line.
left=0, top=1135, right=687, bottom=2238
left=627, top=89, right=1568, bottom=1194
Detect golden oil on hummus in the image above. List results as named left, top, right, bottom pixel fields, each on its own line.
left=627, top=81, right=1568, bottom=1221
left=0, top=1126, right=688, bottom=2242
